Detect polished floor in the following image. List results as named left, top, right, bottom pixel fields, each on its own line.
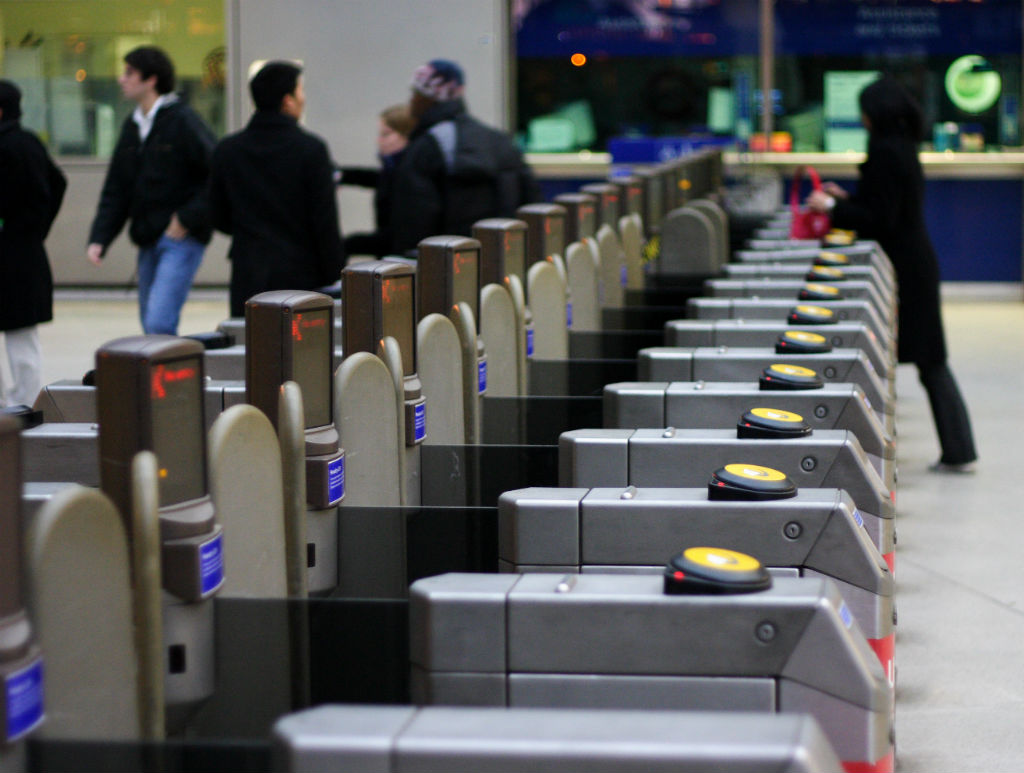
left=5, top=284, right=1024, bottom=772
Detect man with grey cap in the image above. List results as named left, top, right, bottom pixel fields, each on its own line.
left=389, top=58, right=540, bottom=256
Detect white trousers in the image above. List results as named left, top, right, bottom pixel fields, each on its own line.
left=1, top=326, right=42, bottom=408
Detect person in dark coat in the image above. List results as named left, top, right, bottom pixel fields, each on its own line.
left=338, top=103, right=415, bottom=258
left=86, top=46, right=215, bottom=335
left=808, top=75, right=977, bottom=471
left=209, top=60, right=344, bottom=316
left=389, top=59, right=542, bottom=256
left=0, top=80, right=67, bottom=407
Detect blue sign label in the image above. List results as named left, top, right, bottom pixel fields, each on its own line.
left=852, top=509, right=864, bottom=528
left=199, top=533, right=225, bottom=597
left=414, top=402, right=426, bottom=442
left=566, top=301, right=573, bottom=328
left=478, top=359, right=487, bottom=394
left=839, top=602, right=854, bottom=629
left=526, top=328, right=534, bottom=357
left=620, top=265, right=628, bottom=287
left=328, top=454, right=345, bottom=504
left=6, top=657, right=44, bottom=742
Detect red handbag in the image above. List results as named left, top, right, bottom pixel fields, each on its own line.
left=789, top=166, right=832, bottom=239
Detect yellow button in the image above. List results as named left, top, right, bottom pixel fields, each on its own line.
left=768, top=363, right=818, bottom=378
left=748, top=407, right=805, bottom=424
left=783, top=330, right=827, bottom=344
left=723, top=462, right=790, bottom=481
left=683, top=547, right=762, bottom=572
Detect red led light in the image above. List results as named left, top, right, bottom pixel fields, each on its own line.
left=151, top=362, right=197, bottom=400
left=673, top=570, right=685, bottom=580
left=292, top=316, right=302, bottom=342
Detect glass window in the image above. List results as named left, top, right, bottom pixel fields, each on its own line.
left=0, top=0, right=225, bottom=157
left=773, top=0, right=1022, bottom=152
left=514, top=0, right=760, bottom=153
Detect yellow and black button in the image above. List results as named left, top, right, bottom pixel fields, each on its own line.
left=663, top=546, right=773, bottom=595
left=737, top=407, right=813, bottom=440
left=788, top=304, right=837, bottom=326
left=775, top=329, right=832, bottom=355
left=799, top=283, right=844, bottom=302
left=823, top=229, right=856, bottom=246
left=815, top=250, right=850, bottom=267
left=759, top=363, right=824, bottom=391
left=709, top=461, right=799, bottom=499
left=806, top=265, right=846, bottom=283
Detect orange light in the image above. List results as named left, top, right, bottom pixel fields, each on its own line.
left=570, top=53, right=587, bottom=67
left=75, top=69, right=87, bottom=83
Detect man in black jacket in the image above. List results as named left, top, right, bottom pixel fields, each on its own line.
left=209, top=60, right=344, bottom=316
left=389, top=59, right=541, bottom=256
left=0, top=80, right=67, bottom=407
left=86, top=46, right=215, bottom=335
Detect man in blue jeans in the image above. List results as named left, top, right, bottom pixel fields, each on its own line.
left=87, top=46, right=215, bottom=334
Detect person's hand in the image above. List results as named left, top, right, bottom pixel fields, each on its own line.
left=806, top=190, right=835, bottom=214
left=822, top=182, right=848, bottom=200
left=86, top=243, right=104, bottom=266
left=165, top=213, right=189, bottom=241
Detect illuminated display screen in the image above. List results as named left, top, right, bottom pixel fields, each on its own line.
left=381, top=275, right=415, bottom=376
left=602, top=195, right=618, bottom=228
left=452, top=249, right=479, bottom=322
left=625, top=186, right=642, bottom=216
left=0, top=426, right=19, bottom=616
left=579, top=205, right=596, bottom=240
left=150, top=357, right=206, bottom=506
left=504, top=229, right=526, bottom=281
left=545, top=216, right=565, bottom=259
left=289, top=308, right=332, bottom=428
left=647, top=178, right=663, bottom=227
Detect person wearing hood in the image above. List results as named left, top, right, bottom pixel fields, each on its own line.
left=0, top=79, right=67, bottom=407
left=806, top=75, right=977, bottom=473
left=209, top=60, right=344, bottom=316
left=389, top=59, right=541, bottom=256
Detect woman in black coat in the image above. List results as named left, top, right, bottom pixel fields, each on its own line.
left=0, top=80, right=67, bottom=407
left=808, top=76, right=977, bottom=471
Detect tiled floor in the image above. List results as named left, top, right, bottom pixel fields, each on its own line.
left=6, top=285, right=1024, bottom=772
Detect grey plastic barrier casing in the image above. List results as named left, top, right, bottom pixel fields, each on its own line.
left=703, top=279, right=894, bottom=328
left=636, top=346, right=895, bottom=422
left=603, top=380, right=896, bottom=467
left=273, top=704, right=843, bottom=773
left=664, top=318, right=894, bottom=379
left=409, top=572, right=893, bottom=769
left=558, top=428, right=895, bottom=560
left=497, top=486, right=894, bottom=645
left=686, top=298, right=892, bottom=344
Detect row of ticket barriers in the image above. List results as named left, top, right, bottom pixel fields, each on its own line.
left=1, top=148, right=903, bottom=772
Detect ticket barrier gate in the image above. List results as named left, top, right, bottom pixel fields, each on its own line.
left=559, top=425, right=896, bottom=571
left=688, top=297, right=892, bottom=346
left=273, top=704, right=842, bottom=773
left=735, top=242, right=895, bottom=282
left=498, top=481, right=895, bottom=680
left=722, top=261, right=895, bottom=299
left=604, top=379, right=895, bottom=471
left=410, top=569, right=894, bottom=772
left=666, top=317, right=894, bottom=382
left=637, top=347, right=895, bottom=428
left=0, top=418, right=45, bottom=771
left=704, top=279, right=894, bottom=328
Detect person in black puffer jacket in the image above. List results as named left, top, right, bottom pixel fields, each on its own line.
left=389, top=59, right=541, bottom=256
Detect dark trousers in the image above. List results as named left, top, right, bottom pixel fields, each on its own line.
left=918, top=361, right=977, bottom=465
